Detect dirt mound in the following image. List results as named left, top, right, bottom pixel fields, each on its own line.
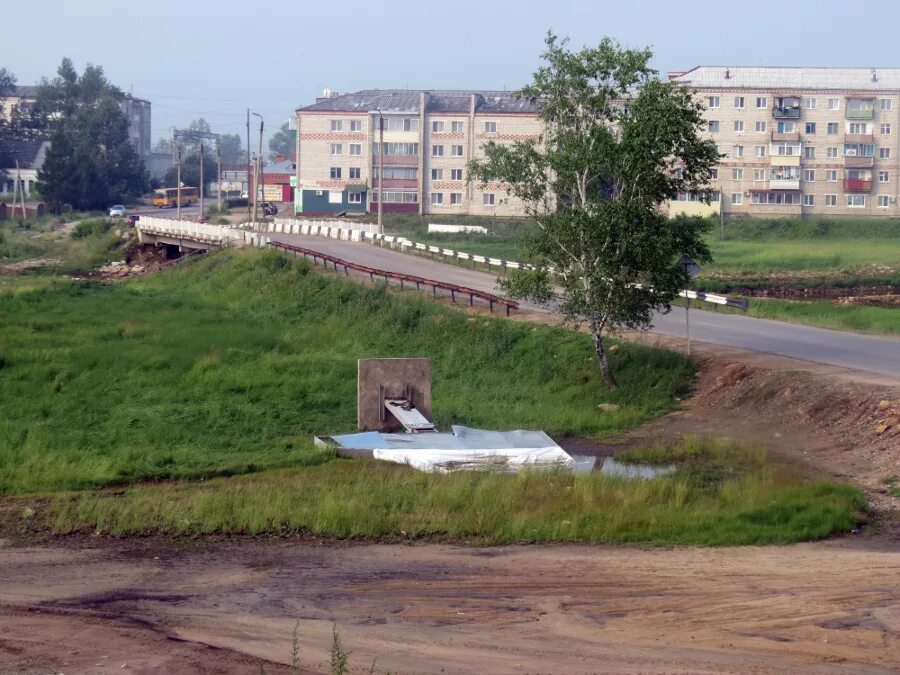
left=835, top=294, right=900, bottom=308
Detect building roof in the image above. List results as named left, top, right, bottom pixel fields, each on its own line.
left=12, top=85, right=39, bottom=98
left=298, top=89, right=540, bottom=115
left=670, top=66, right=900, bottom=91
left=0, top=139, right=50, bottom=170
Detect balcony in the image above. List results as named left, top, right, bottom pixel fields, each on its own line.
left=769, top=178, right=801, bottom=190
left=844, top=156, right=875, bottom=168
left=771, top=131, right=800, bottom=142
left=843, top=178, right=873, bottom=192
left=845, top=133, right=875, bottom=144
left=773, top=97, right=801, bottom=119
left=846, top=98, right=875, bottom=120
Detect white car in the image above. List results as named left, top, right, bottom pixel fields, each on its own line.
left=109, top=205, right=127, bottom=217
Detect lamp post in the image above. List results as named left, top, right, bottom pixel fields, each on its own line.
left=251, top=112, right=264, bottom=224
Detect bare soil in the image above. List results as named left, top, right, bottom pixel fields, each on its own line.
left=1, top=324, right=898, bottom=673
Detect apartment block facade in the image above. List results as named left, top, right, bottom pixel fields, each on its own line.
left=294, top=89, right=542, bottom=217
left=668, top=66, right=900, bottom=218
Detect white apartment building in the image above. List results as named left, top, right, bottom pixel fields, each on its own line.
left=668, top=66, right=900, bottom=218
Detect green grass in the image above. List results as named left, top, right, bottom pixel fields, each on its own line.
left=704, top=239, right=899, bottom=277
left=0, top=248, right=694, bottom=494
left=34, top=439, right=864, bottom=546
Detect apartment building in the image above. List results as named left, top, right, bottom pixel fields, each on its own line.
left=294, top=89, right=542, bottom=217
left=668, top=66, right=900, bottom=218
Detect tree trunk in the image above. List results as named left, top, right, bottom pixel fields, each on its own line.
left=591, top=329, right=618, bottom=391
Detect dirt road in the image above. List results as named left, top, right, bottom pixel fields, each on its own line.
left=0, top=537, right=897, bottom=674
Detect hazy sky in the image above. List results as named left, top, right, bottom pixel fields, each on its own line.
left=5, top=1, right=898, bottom=147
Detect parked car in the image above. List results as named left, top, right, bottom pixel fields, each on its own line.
left=109, top=205, right=127, bottom=217
left=263, top=202, right=278, bottom=216
left=126, top=215, right=140, bottom=227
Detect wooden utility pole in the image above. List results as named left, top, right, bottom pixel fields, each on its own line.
left=246, top=109, right=252, bottom=222
left=377, top=112, right=384, bottom=235
left=176, top=144, right=182, bottom=221
left=216, top=138, right=222, bottom=212
left=12, top=157, right=25, bottom=220
left=199, top=140, right=205, bottom=221
left=251, top=112, right=264, bottom=224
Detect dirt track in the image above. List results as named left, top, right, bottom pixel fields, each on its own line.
left=0, top=538, right=898, bottom=674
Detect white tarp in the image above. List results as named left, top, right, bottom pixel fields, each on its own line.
left=329, top=425, right=573, bottom=473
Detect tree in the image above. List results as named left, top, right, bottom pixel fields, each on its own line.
left=153, top=136, right=174, bottom=155
left=163, top=147, right=217, bottom=189
left=38, top=94, right=147, bottom=210
left=219, top=133, right=243, bottom=164
left=468, top=33, right=718, bottom=390
left=268, top=122, right=293, bottom=161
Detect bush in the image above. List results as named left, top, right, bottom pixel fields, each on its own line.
left=71, top=218, right=115, bottom=239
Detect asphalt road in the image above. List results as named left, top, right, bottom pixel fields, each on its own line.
left=270, top=233, right=900, bottom=380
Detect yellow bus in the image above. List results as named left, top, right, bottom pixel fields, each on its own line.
left=152, top=187, right=199, bottom=208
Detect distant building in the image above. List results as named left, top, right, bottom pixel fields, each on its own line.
left=294, top=89, right=542, bottom=217
left=668, top=66, right=900, bottom=218
left=119, top=94, right=152, bottom=157
left=0, top=85, right=38, bottom=122
left=0, top=139, right=51, bottom=197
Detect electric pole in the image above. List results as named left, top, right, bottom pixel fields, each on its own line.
left=176, top=144, right=182, bottom=221
left=246, top=108, right=252, bottom=222
left=377, top=112, right=384, bottom=235
left=216, top=138, right=222, bottom=212
left=199, top=140, right=204, bottom=221
left=251, top=112, right=264, bottom=224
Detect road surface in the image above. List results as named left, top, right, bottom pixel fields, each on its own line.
left=270, top=233, right=900, bottom=380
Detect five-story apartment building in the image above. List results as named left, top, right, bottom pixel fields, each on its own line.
left=668, top=66, right=900, bottom=218
left=294, top=89, right=542, bottom=217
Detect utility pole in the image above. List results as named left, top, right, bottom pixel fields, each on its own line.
left=252, top=112, right=264, bottom=224
left=377, top=112, right=384, bottom=235
left=246, top=108, right=252, bottom=222
left=12, top=156, right=24, bottom=220
left=199, top=140, right=205, bottom=222
left=719, top=194, right=725, bottom=240
left=176, top=144, right=182, bottom=221
left=216, top=138, right=222, bottom=212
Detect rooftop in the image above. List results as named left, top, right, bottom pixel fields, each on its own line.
left=670, top=66, right=900, bottom=91
left=0, top=139, right=50, bottom=169
left=299, top=89, right=540, bottom=115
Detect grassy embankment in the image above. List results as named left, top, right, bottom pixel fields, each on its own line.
left=380, top=215, right=900, bottom=335
left=0, top=247, right=864, bottom=544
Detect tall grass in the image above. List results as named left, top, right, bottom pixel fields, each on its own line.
left=0, top=248, right=693, bottom=494
left=41, top=440, right=864, bottom=546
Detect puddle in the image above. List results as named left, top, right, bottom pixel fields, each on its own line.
left=570, top=455, right=598, bottom=474
left=598, top=457, right=676, bottom=480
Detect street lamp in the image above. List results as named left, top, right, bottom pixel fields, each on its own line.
left=251, top=112, right=264, bottom=224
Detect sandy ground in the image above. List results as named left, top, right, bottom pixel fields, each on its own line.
left=0, top=538, right=898, bottom=675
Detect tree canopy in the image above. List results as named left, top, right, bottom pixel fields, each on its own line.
left=219, top=133, right=244, bottom=164
left=268, top=122, right=293, bottom=161
left=469, top=33, right=719, bottom=389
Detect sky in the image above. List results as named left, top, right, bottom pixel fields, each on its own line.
left=4, top=0, right=899, bottom=149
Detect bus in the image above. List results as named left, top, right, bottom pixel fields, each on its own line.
left=152, top=187, right=199, bottom=208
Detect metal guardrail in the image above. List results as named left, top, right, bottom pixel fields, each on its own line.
left=269, top=240, right=520, bottom=315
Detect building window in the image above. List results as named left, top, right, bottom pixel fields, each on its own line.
left=350, top=120, right=362, bottom=132
left=330, top=143, right=342, bottom=155
left=734, top=120, right=744, bottom=132
left=330, top=120, right=342, bottom=132
left=450, top=192, right=462, bottom=205
left=825, top=194, right=837, bottom=207
left=880, top=99, right=893, bottom=111
left=805, top=122, right=816, bottom=134
left=349, top=144, right=361, bottom=156
left=731, top=193, right=743, bottom=205
left=827, top=122, right=839, bottom=134
left=709, top=168, right=718, bottom=179
left=881, top=147, right=892, bottom=159
left=803, top=194, right=815, bottom=207
left=707, top=96, right=720, bottom=109
left=330, top=167, right=342, bottom=179
left=756, top=97, right=767, bottom=109
left=732, top=168, right=743, bottom=180
left=484, top=121, right=497, bottom=133
left=431, top=192, right=443, bottom=205
left=804, top=98, right=817, bottom=109
left=804, top=146, right=816, bottom=159
left=734, top=96, right=745, bottom=108
left=827, top=147, right=838, bottom=158
left=483, top=193, right=496, bottom=206
left=375, top=167, right=417, bottom=180
left=847, top=195, right=866, bottom=208
left=451, top=168, right=463, bottom=180
left=878, top=195, right=890, bottom=207
left=432, top=120, right=444, bottom=132
left=385, top=117, right=419, bottom=132
left=451, top=145, right=464, bottom=156
left=755, top=145, right=766, bottom=157
left=826, top=170, right=838, bottom=182
left=708, top=120, right=720, bottom=132
left=753, top=169, right=765, bottom=181
left=755, top=121, right=767, bottom=133
left=373, top=142, right=418, bottom=156
left=849, top=122, right=868, bottom=134
left=881, top=123, right=892, bottom=135
left=732, top=145, right=744, bottom=157
left=777, top=121, right=795, bottom=133
left=432, top=145, right=444, bottom=157
left=879, top=171, right=889, bottom=183
left=431, top=168, right=443, bottom=180
left=327, top=191, right=343, bottom=204
left=372, top=191, right=418, bottom=204
left=828, top=98, right=840, bottom=110
left=348, top=192, right=362, bottom=204
left=804, top=169, right=816, bottom=182
left=349, top=167, right=361, bottom=179
left=451, top=121, right=464, bottom=133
